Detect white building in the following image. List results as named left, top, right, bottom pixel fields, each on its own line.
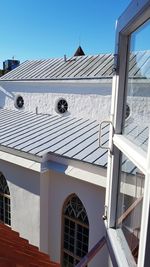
left=0, top=51, right=113, bottom=123
left=0, top=49, right=115, bottom=267
left=0, top=107, right=109, bottom=266
left=0, top=1, right=150, bottom=266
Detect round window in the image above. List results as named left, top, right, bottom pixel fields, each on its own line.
left=56, top=98, right=68, bottom=114
left=15, top=95, right=24, bottom=109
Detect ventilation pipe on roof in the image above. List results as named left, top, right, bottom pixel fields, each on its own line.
left=64, top=55, right=67, bottom=62
left=36, top=106, right=38, bottom=114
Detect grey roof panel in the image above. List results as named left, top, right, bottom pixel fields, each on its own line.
left=0, top=61, right=30, bottom=80
left=73, top=140, right=98, bottom=161
left=0, top=112, right=37, bottom=132
left=94, top=151, right=108, bottom=166
left=1, top=51, right=149, bottom=81
left=39, top=58, right=64, bottom=79
left=20, top=59, right=51, bottom=79
left=63, top=132, right=98, bottom=158
left=52, top=126, right=98, bottom=156
left=1, top=115, right=60, bottom=144
left=8, top=117, right=78, bottom=148
left=0, top=109, right=148, bottom=171
left=60, top=56, right=89, bottom=78
left=12, top=118, right=83, bottom=151
left=31, top=120, right=97, bottom=155
left=77, top=55, right=104, bottom=77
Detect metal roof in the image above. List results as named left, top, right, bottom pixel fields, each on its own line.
left=0, top=108, right=108, bottom=167
left=0, top=109, right=148, bottom=172
left=1, top=51, right=149, bottom=81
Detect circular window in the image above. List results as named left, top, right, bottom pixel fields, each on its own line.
left=15, top=95, right=24, bottom=109
left=56, top=98, right=68, bottom=114
left=125, top=104, right=130, bottom=119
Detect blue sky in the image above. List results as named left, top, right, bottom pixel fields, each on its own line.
left=0, top=0, right=131, bottom=68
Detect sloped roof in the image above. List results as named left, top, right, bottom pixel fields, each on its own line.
left=0, top=50, right=149, bottom=81
left=0, top=108, right=108, bottom=167
left=0, top=222, right=60, bottom=267
left=0, top=54, right=113, bottom=81
left=0, top=109, right=148, bottom=173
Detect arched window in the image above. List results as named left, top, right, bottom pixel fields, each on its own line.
left=0, top=172, right=11, bottom=225
left=62, top=194, right=89, bottom=266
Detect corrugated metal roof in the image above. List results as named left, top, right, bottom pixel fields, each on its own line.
left=0, top=108, right=108, bottom=167
left=0, top=109, right=148, bottom=171
left=1, top=51, right=149, bottom=81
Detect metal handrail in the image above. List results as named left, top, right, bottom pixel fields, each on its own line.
left=75, top=236, right=106, bottom=267
left=117, top=196, right=143, bottom=225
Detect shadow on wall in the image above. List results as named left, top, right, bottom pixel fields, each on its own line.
left=0, top=161, right=40, bottom=196
left=0, top=82, right=112, bottom=95
left=0, top=86, right=15, bottom=108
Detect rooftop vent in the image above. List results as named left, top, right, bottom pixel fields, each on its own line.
left=56, top=98, right=68, bottom=114
left=14, top=95, right=24, bottom=109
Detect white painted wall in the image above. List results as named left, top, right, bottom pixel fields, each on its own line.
left=47, top=169, right=109, bottom=267
left=40, top=171, right=49, bottom=254
left=0, top=154, right=109, bottom=266
left=0, top=80, right=150, bottom=123
left=0, top=81, right=112, bottom=122
left=0, top=159, right=40, bottom=247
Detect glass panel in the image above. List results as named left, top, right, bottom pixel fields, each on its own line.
left=76, top=224, right=89, bottom=257
left=123, top=19, right=150, bottom=151
left=64, top=218, right=75, bottom=253
left=116, top=154, right=145, bottom=263
left=0, top=195, right=4, bottom=221
left=64, top=196, right=89, bottom=224
left=62, top=195, right=89, bottom=267
left=63, top=252, right=74, bottom=267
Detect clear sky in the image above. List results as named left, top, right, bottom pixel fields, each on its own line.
left=0, top=0, right=131, bottom=68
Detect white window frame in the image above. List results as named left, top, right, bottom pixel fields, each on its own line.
left=104, top=1, right=150, bottom=267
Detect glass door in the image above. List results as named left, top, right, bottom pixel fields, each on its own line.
left=105, top=2, right=150, bottom=267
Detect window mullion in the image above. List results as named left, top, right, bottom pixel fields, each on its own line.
left=106, top=228, right=136, bottom=267
left=3, top=195, right=5, bottom=223
left=105, top=32, right=129, bottom=228
left=74, top=222, right=78, bottom=265
left=105, top=145, right=121, bottom=228
left=113, top=134, right=147, bottom=174
left=106, top=1, right=150, bottom=267
left=137, top=134, right=150, bottom=267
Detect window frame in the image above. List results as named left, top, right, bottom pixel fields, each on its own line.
left=105, top=1, right=150, bottom=267
left=61, top=194, right=89, bottom=267
left=0, top=172, right=11, bottom=226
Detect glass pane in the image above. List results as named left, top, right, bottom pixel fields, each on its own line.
left=116, top=154, right=145, bottom=263
left=0, top=195, right=4, bottom=221
left=64, top=218, right=75, bottom=253
left=76, top=224, right=89, bottom=258
left=63, top=252, right=74, bottom=267
left=123, top=19, right=150, bottom=151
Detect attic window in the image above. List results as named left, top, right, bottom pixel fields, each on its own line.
left=15, top=95, right=24, bottom=109
left=56, top=98, right=68, bottom=114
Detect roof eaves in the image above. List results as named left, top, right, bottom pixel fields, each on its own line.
left=0, top=145, right=42, bottom=164
left=45, top=151, right=107, bottom=174
left=0, top=76, right=113, bottom=83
